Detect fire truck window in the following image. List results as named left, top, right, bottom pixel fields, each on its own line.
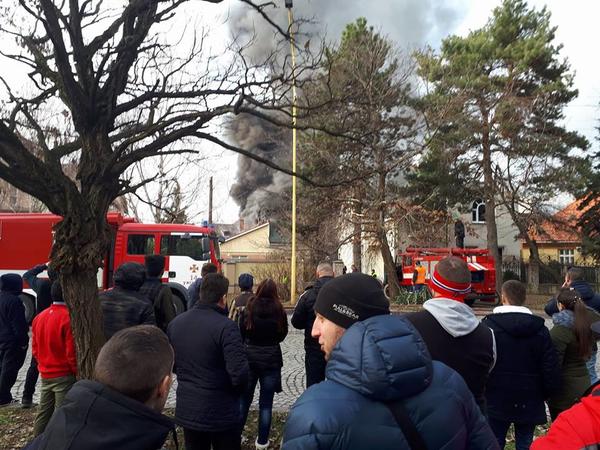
left=160, top=235, right=205, bottom=260
left=471, top=270, right=484, bottom=283
left=127, top=235, right=155, bottom=255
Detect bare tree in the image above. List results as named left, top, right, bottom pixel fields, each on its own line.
left=0, top=0, right=321, bottom=376
left=125, top=152, right=212, bottom=223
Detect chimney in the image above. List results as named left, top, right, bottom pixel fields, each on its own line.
left=239, top=217, right=245, bottom=232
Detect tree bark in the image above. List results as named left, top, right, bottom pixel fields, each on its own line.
left=51, top=200, right=112, bottom=378
left=376, top=171, right=400, bottom=298
left=352, top=187, right=362, bottom=272
left=481, top=116, right=503, bottom=294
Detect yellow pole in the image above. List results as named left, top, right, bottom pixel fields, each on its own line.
left=287, top=7, right=298, bottom=304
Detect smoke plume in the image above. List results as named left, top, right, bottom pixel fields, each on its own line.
left=228, top=0, right=466, bottom=223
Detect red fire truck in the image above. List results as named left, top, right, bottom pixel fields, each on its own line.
left=396, top=247, right=498, bottom=306
left=0, top=212, right=222, bottom=320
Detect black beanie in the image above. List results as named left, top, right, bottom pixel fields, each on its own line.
left=314, top=273, right=390, bottom=329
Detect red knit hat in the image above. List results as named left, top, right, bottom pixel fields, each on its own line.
left=428, top=259, right=472, bottom=301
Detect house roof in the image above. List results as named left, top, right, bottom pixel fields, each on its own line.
left=224, top=222, right=269, bottom=243
left=532, top=199, right=594, bottom=244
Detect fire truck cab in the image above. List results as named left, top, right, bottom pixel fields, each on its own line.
left=0, top=212, right=222, bottom=321
left=397, top=247, right=498, bottom=306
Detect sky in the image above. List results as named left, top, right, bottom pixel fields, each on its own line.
left=211, top=0, right=600, bottom=223
left=1, top=1, right=597, bottom=224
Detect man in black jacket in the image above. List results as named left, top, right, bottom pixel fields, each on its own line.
left=168, top=273, right=249, bottom=450
left=140, top=255, right=177, bottom=332
left=483, top=280, right=560, bottom=450
left=291, top=262, right=334, bottom=387
left=23, top=325, right=175, bottom=450
left=99, top=262, right=156, bottom=339
left=0, top=274, right=28, bottom=407
left=406, top=256, right=496, bottom=413
left=21, top=263, right=58, bottom=408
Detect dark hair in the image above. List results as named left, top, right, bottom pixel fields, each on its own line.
left=567, top=267, right=584, bottom=282
left=238, top=273, right=254, bottom=291
left=113, top=262, right=146, bottom=290
left=501, top=280, right=526, bottom=306
left=94, top=325, right=173, bottom=404
left=557, top=288, right=593, bottom=359
left=144, top=255, right=166, bottom=278
left=199, top=273, right=229, bottom=304
left=245, top=278, right=286, bottom=332
left=47, top=266, right=59, bottom=282
left=51, top=282, right=63, bottom=303
left=201, top=263, right=218, bottom=277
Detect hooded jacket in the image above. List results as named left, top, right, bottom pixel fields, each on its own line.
left=0, top=273, right=28, bottom=347
left=99, top=263, right=156, bottom=339
left=23, top=264, right=53, bottom=316
left=531, top=384, right=600, bottom=450
left=544, top=280, right=600, bottom=316
left=406, top=299, right=496, bottom=412
left=139, top=278, right=176, bottom=332
left=549, top=308, right=600, bottom=413
left=23, top=380, right=175, bottom=450
left=483, top=306, right=560, bottom=424
left=282, top=315, right=498, bottom=450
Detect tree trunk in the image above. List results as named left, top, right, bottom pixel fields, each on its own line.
left=376, top=171, right=400, bottom=298
left=481, top=118, right=503, bottom=294
left=52, top=208, right=111, bottom=378
left=352, top=188, right=362, bottom=272
left=523, top=235, right=542, bottom=292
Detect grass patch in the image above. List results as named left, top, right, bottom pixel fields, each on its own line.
left=0, top=407, right=36, bottom=450
left=0, top=405, right=554, bottom=450
left=163, top=410, right=288, bottom=449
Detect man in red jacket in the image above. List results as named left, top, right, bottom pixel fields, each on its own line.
left=31, top=282, right=77, bottom=436
left=531, top=383, right=600, bottom=449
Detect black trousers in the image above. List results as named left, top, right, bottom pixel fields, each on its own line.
left=0, top=344, right=27, bottom=404
left=305, top=348, right=326, bottom=388
left=183, top=428, right=241, bottom=450
left=23, top=356, right=39, bottom=401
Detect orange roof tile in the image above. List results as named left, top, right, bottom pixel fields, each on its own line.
left=531, top=199, right=594, bottom=244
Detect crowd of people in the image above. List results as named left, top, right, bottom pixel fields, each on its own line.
left=1, top=257, right=600, bottom=449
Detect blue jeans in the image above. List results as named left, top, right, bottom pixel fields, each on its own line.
left=488, top=419, right=535, bottom=450
left=240, top=368, right=280, bottom=445
left=586, top=350, right=598, bottom=384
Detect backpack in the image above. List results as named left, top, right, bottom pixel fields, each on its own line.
left=229, top=292, right=252, bottom=327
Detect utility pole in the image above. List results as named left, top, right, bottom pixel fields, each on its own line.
left=286, top=0, right=298, bottom=304
left=208, top=176, right=213, bottom=225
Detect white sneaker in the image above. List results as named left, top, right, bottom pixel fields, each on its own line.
left=255, top=438, right=269, bottom=449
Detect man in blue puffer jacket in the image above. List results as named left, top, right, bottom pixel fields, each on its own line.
left=282, top=273, right=498, bottom=450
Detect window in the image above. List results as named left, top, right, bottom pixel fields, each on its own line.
left=559, top=249, right=575, bottom=265
left=160, top=235, right=208, bottom=260
left=127, top=234, right=155, bottom=255
left=472, top=199, right=486, bottom=223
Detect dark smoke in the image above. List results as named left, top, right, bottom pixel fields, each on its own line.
left=228, top=0, right=467, bottom=222
left=229, top=114, right=291, bottom=225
